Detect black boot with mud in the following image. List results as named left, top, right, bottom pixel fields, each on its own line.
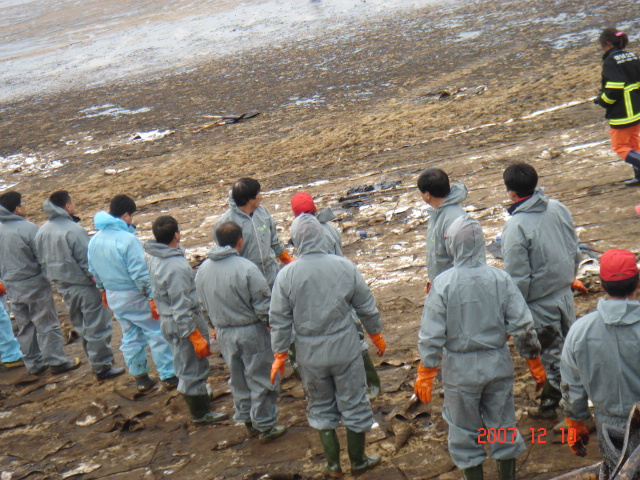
left=463, top=464, right=484, bottom=480
left=162, top=375, right=179, bottom=390
left=96, top=366, right=125, bottom=381
left=624, top=153, right=640, bottom=186
left=346, top=429, right=380, bottom=475
left=497, top=459, right=516, bottom=480
left=528, top=380, right=562, bottom=420
left=258, top=425, right=287, bottom=444
left=183, top=394, right=229, bottom=425
left=319, top=429, right=342, bottom=478
left=134, top=373, right=156, bottom=392
left=50, top=357, right=81, bottom=375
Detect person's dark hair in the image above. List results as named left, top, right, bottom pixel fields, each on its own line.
left=232, top=178, right=261, bottom=207
left=0, top=191, right=22, bottom=213
left=49, top=190, right=71, bottom=209
left=109, top=194, right=137, bottom=218
left=417, top=168, right=451, bottom=197
left=503, top=163, right=538, bottom=198
left=601, top=273, right=639, bottom=297
left=152, top=216, right=179, bottom=245
left=216, top=221, right=243, bottom=248
left=599, top=28, right=629, bottom=50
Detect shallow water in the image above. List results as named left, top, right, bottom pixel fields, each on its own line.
left=0, top=0, right=448, bottom=103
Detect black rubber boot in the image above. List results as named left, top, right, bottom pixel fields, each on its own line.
left=362, top=352, right=381, bottom=401
left=318, top=430, right=342, bottom=478
left=182, top=394, right=228, bottom=424
left=624, top=152, right=640, bottom=186
left=528, top=380, right=562, bottom=419
left=134, top=373, right=156, bottom=392
left=346, top=429, right=380, bottom=475
left=245, top=422, right=258, bottom=438
left=496, top=459, right=516, bottom=480
left=462, top=464, right=484, bottom=480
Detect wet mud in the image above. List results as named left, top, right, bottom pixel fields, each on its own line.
left=1, top=0, right=638, bottom=478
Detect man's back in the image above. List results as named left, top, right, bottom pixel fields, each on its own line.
left=35, top=200, right=92, bottom=288
left=562, top=298, right=640, bottom=420
left=502, top=188, right=579, bottom=302
left=195, top=246, right=270, bottom=329
left=0, top=206, right=44, bottom=285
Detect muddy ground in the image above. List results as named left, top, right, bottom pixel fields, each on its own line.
left=1, top=0, right=640, bottom=478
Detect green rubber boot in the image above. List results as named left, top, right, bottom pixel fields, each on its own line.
left=318, top=430, right=342, bottom=478
left=288, top=343, right=300, bottom=377
left=462, top=464, right=484, bottom=480
left=245, top=422, right=258, bottom=438
left=183, top=394, right=229, bottom=424
left=528, top=380, right=562, bottom=419
left=496, top=459, right=516, bottom=480
left=346, top=429, right=380, bottom=475
left=363, top=352, right=381, bottom=401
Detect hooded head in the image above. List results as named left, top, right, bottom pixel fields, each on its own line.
left=291, top=214, right=327, bottom=255
left=291, top=192, right=316, bottom=217
left=445, top=215, right=486, bottom=267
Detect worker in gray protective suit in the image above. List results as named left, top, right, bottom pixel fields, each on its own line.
left=145, top=216, right=228, bottom=425
left=415, top=215, right=543, bottom=480
left=195, top=221, right=286, bottom=443
left=417, top=168, right=468, bottom=291
left=270, top=214, right=386, bottom=477
left=35, top=191, right=123, bottom=381
left=214, top=178, right=292, bottom=288
left=501, top=163, right=581, bottom=420
left=290, top=192, right=381, bottom=400
left=561, top=249, right=640, bottom=462
left=0, top=191, right=80, bottom=375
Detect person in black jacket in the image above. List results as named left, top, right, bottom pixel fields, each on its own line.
left=594, top=28, right=640, bottom=185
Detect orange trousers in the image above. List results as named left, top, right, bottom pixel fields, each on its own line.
left=610, top=124, right=640, bottom=160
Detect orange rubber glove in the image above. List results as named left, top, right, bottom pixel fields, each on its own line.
left=425, top=281, right=431, bottom=294
left=279, top=251, right=293, bottom=264
left=525, top=355, right=547, bottom=392
left=211, top=328, right=217, bottom=340
left=270, top=351, right=288, bottom=384
left=368, top=332, right=386, bottom=356
left=566, top=418, right=590, bottom=457
left=0, top=281, right=6, bottom=296
left=414, top=363, right=438, bottom=403
left=149, top=299, right=160, bottom=320
left=189, top=329, right=211, bottom=358
left=571, top=278, right=589, bottom=296
left=100, top=290, right=109, bottom=308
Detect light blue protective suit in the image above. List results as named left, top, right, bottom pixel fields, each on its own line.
left=418, top=216, right=541, bottom=469
left=195, top=245, right=277, bottom=431
left=214, top=192, right=285, bottom=288
left=561, top=298, right=640, bottom=452
left=426, top=183, right=468, bottom=281
left=35, top=200, right=114, bottom=373
left=0, top=300, right=22, bottom=363
left=144, top=240, right=210, bottom=396
left=501, top=187, right=580, bottom=390
left=0, top=205, right=68, bottom=373
left=270, top=214, right=382, bottom=432
left=87, top=211, right=174, bottom=380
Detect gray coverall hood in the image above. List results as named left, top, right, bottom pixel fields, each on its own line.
left=316, top=207, right=335, bottom=223
left=291, top=213, right=327, bottom=255
left=207, top=245, right=240, bottom=261
left=143, top=240, right=184, bottom=259
left=0, top=205, right=23, bottom=223
left=510, top=187, right=548, bottom=215
left=597, top=297, right=640, bottom=326
left=440, top=183, right=468, bottom=208
left=445, top=215, right=485, bottom=268
left=42, top=200, right=79, bottom=222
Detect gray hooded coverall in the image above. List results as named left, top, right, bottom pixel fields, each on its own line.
left=419, top=216, right=541, bottom=469
left=501, top=187, right=580, bottom=390
left=195, top=245, right=278, bottom=431
left=35, top=200, right=114, bottom=373
left=561, top=298, right=640, bottom=454
left=214, top=192, right=285, bottom=288
left=316, top=208, right=343, bottom=256
left=426, top=183, right=468, bottom=281
left=145, top=240, right=210, bottom=396
left=270, top=214, right=382, bottom=432
left=0, top=205, right=69, bottom=373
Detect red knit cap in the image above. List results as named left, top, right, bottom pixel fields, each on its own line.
left=600, top=249, right=638, bottom=281
left=291, top=192, right=316, bottom=217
